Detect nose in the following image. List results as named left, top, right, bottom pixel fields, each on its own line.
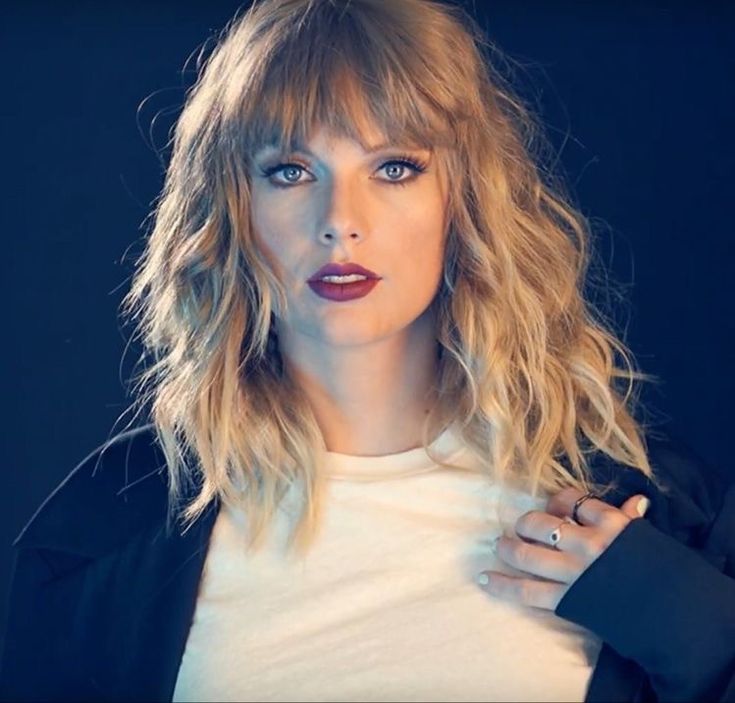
left=318, top=230, right=361, bottom=245
left=317, top=176, right=367, bottom=247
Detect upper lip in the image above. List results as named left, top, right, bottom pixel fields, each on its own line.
left=308, top=262, right=381, bottom=281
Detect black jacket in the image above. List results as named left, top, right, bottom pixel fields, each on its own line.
left=1, top=425, right=734, bottom=702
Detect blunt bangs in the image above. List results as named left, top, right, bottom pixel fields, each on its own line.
left=234, top=1, right=458, bottom=159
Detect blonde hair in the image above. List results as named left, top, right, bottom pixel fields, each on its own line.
left=120, top=0, right=669, bottom=555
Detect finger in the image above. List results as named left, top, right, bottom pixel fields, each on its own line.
left=512, top=512, right=604, bottom=562
left=496, top=535, right=586, bottom=583
left=621, top=493, right=651, bottom=519
left=478, top=571, right=568, bottom=611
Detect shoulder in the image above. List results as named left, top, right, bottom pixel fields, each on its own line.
left=590, top=428, right=734, bottom=555
left=646, top=431, right=735, bottom=564
left=13, top=424, right=171, bottom=558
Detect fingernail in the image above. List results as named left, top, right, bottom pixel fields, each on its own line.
left=637, top=496, right=650, bottom=517
left=477, top=572, right=490, bottom=586
left=490, top=536, right=501, bottom=553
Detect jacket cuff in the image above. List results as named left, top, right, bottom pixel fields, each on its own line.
left=555, top=517, right=735, bottom=701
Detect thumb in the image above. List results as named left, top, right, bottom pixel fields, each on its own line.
left=622, top=494, right=650, bottom=519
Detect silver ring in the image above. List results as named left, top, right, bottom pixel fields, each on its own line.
left=549, top=523, right=564, bottom=550
left=572, top=491, right=602, bottom=525
left=548, top=516, right=577, bottom=550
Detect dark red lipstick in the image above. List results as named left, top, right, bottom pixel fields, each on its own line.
left=307, top=262, right=382, bottom=302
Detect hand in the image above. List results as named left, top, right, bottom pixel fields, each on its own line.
left=476, top=487, right=650, bottom=611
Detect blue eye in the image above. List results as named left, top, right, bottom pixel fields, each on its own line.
left=272, top=163, right=308, bottom=184
left=259, top=154, right=428, bottom=188
left=378, top=156, right=428, bottom=186
left=258, top=161, right=311, bottom=186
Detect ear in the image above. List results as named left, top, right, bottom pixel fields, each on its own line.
left=621, top=494, right=650, bottom=519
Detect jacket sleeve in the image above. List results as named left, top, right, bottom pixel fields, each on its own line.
left=555, top=438, right=735, bottom=703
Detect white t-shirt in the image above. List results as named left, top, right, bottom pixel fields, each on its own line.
left=173, top=424, right=602, bottom=702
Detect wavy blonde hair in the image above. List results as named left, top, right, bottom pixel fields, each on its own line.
left=120, top=0, right=669, bottom=555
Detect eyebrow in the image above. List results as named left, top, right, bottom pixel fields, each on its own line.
left=254, top=141, right=428, bottom=159
left=361, top=140, right=421, bottom=154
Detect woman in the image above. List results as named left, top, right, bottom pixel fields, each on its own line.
left=2, top=0, right=733, bottom=701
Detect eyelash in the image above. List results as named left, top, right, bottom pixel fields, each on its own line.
left=259, top=154, right=429, bottom=189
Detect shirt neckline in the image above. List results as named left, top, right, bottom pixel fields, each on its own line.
left=324, top=422, right=471, bottom=481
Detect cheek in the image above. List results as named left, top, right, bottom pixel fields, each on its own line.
left=251, top=199, right=287, bottom=249
left=396, top=200, right=447, bottom=268
left=250, top=198, right=305, bottom=276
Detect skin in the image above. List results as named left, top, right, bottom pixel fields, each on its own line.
left=248, top=119, right=651, bottom=608
left=249, top=120, right=449, bottom=456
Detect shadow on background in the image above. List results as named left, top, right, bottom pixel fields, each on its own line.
left=1, top=0, right=733, bottom=654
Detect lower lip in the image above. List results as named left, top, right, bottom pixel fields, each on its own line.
left=307, top=278, right=381, bottom=301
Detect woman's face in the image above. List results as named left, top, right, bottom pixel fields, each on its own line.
left=249, top=122, right=449, bottom=350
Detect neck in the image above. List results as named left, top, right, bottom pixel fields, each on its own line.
left=277, top=306, right=442, bottom=457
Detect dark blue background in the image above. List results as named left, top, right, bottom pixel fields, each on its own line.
left=2, top=0, right=733, bottom=649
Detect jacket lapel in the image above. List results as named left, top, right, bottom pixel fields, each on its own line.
left=118, top=499, right=221, bottom=701
left=36, top=498, right=222, bottom=701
